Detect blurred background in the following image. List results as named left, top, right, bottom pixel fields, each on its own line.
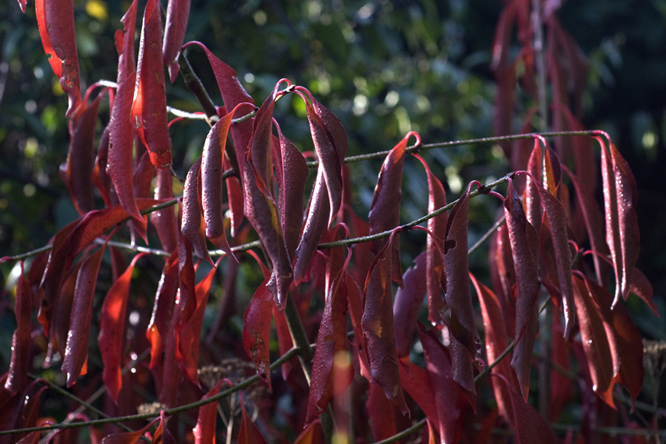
left=1, top=0, right=665, bottom=350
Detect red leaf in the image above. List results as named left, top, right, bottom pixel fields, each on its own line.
left=489, top=219, right=516, bottom=334
left=443, top=181, right=480, bottom=359
left=413, top=153, right=447, bottom=327
left=398, top=356, right=438, bottom=423
left=523, top=172, right=575, bottom=337
left=628, top=267, right=657, bottom=315
left=202, top=108, right=240, bottom=253
left=178, top=259, right=220, bottom=385
left=162, top=0, right=191, bottom=82
left=301, top=92, right=348, bottom=223
left=278, top=130, right=308, bottom=260
left=16, top=0, right=26, bottom=13
left=193, top=381, right=223, bottom=444
left=346, top=272, right=371, bottom=379
left=361, top=231, right=408, bottom=414
left=131, top=0, right=172, bottom=169
left=293, top=167, right=329, bottom=283
left=504, top=178, right=540, bottom=400
left=366, top=381, right=399, bottom=442
left=146, top=252, right=179, bottom=369
left=62, top=243, right=108, bottom=386
left=598, top=137, right=640, bottom=307
left=35, top=0, right=81, bottom=116
left=238, top=397, right=267, bottom=444
left=181, top=158, right=213, bottom=264
left=107, top=0, right=141, bottom=220
left=294, top=420, right=325, bottom=444
left=93, top=127, right=116, bottom=208
left=306, top=236, right=352, bottom=424
left=583, top=276, right=644, bottom=403
left=151, top=169, right=179, bottom=253
left=100, top=417, right=159, bottom=444
left=63, top=92, right=102, bottom=215
left=571, top=273, right=614, bottom=406
left=4, top=262, right=32, bottom=394
left=99, top=253, right=146, bottom=403
left=393, top=252, right=427, bottom=358
left=493, top=375, right=556, bottom=444
left=242, top=255, right=273, bottom=387
left=418, top=326, right=466, bottom=444
left=471, top=273, right=517, bottom=423
left=243, top=82, right=293, bottom=307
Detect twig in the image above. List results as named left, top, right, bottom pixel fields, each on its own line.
left=468, top=216, right=506, bottom=256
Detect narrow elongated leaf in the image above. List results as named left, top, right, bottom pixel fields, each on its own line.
left=504, top=178, right=540, bottom=400
left=243, top=82, right=293, bottom=306
left=146, top=252, right=179, bottom=369
left=278, top=131, right=308, bottom=260
left=202, top=107, right=239, bottom=253
left=571, top=274, right=614, bottom=406
left=242, top=255, right=273, bottom=387
left=294, top=420, right=325, bottom=444
left=306, top=237, right=352, bottom=424
left=493, top=375, right=556, bottom=444
left=362, top=231, right=408, bottom=413
left=413, top=154, right=447, bottom=327
left=193, top=381, right=223, bottom=444
left=366, top=380, right=399, bottom=441
left=418, top=326, right=465, bottom=444
left=35, top=0, right=81, bottom=116
left=598, top=137, right=640, bottom=307
left=100, top=417, right=159, bottom=444
left=93, top=127, right=116, bottom=207
left=471, top=273, right=516, bottom=422
left=178, top=259, right=220, bottom=384
left=62, top=243, right=108, bottom=386
left=152, top=168, right=179, bottom=253
left=238, top=397, right=267, bottom=444
left=162, top=0, right=191, bottom=82
left=99, top=253, right=146, bottom=403
left=393, top=252, right=427, bottom=357
left=181, top=158, right=213, bottom=264
left=131, top=0, right=172, bottom=169
left=4, top=262, right=32, bottom=394
left=398, top=356, right=439, bottom=423
left=63, top=92, right=102, bottom=215
left=443, top=181, right=480, bottom=357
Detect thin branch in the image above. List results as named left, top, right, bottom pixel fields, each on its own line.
left=468, top=216, right=506, bottom=256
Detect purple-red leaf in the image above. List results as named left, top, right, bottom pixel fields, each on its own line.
left=4, top=262, right=32, bottom=394
left=146, top=252, right=179, bottom=369
left=100, top=417, right=160, bottom=444
left=162, top=0, right=191, bottom=82
left=35, top=0, right=81, bottom=116
left=62, top=242, right=108, bottom=386
left=413, top=153, right=447, bottom=327
left=181, top=158, right=213, bottom=264
left=362, top=231, right=408, bottom=414
left=63, top=92, right=102, bottom=215
left=151, top=168, right=179, bottom=253
left=99, top=253, right=146, bottom=403
left=131, top=0, right=172, bottom=169
left=393, top=252, right=427, bottom=357
left=238, top=396, right=267, bottom=444
left=278, top=131, right=308, bottom=260
left=597, top=137, right=640, bottom=308
left=504, top=178, right=540, bottom=400
left=193, top=381, right=223, bottom=444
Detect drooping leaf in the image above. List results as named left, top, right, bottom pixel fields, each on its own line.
left=131, top=0, right=172, bottom=169
left=628, top=267, right=657, bottom=315
left=238, top=396, right=267, bottom=444
left=471, top=272, right=517, bottom=423
left=597, top=137, right=640, bottom=308
left=413, top=153, right=448, bottom=327
left=418, top=326, right=466, bottom=444
left=193, top=380, right=223, bottom=444
left=306, top=234, right=353, bottom=424
left=398, top=356, right=439, bottom=425
left=571, top=273, right=614, bottom=406
left=278, top=130, right=308, bottom=260
left=177, top=258, right=220, bottom=385
left=146, top=252, right=179, bottom=369
left=62, top=242, right=109, bottom=386
left=443, top=181, right=480, bottom=360
left=151, top=169, right=179, bottom=253
left=62, top=91, right=102, bottom=215
left=181, top=158, right=213, bottom=264
left=4, top=262, right=32, bottom=394
left=162, top=0, right=191, bottom=82
left=294, top=420, right=325, bottom=444
left=93, top=127, right=116, bottom=208
left=366, top=380, right=399, bottom=442
left=362, top=230, right=408, bottom=414
left=100, top=417, right=160, bottom=444
left=99, top=253, right=147, bottom=403
left=242, top=255, right=273, bottom=388
left=504, top=178, right=540, bottom=400
left=393, top=252, right=427, bottom=357
left=35, top=0, right=81, bottom=116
